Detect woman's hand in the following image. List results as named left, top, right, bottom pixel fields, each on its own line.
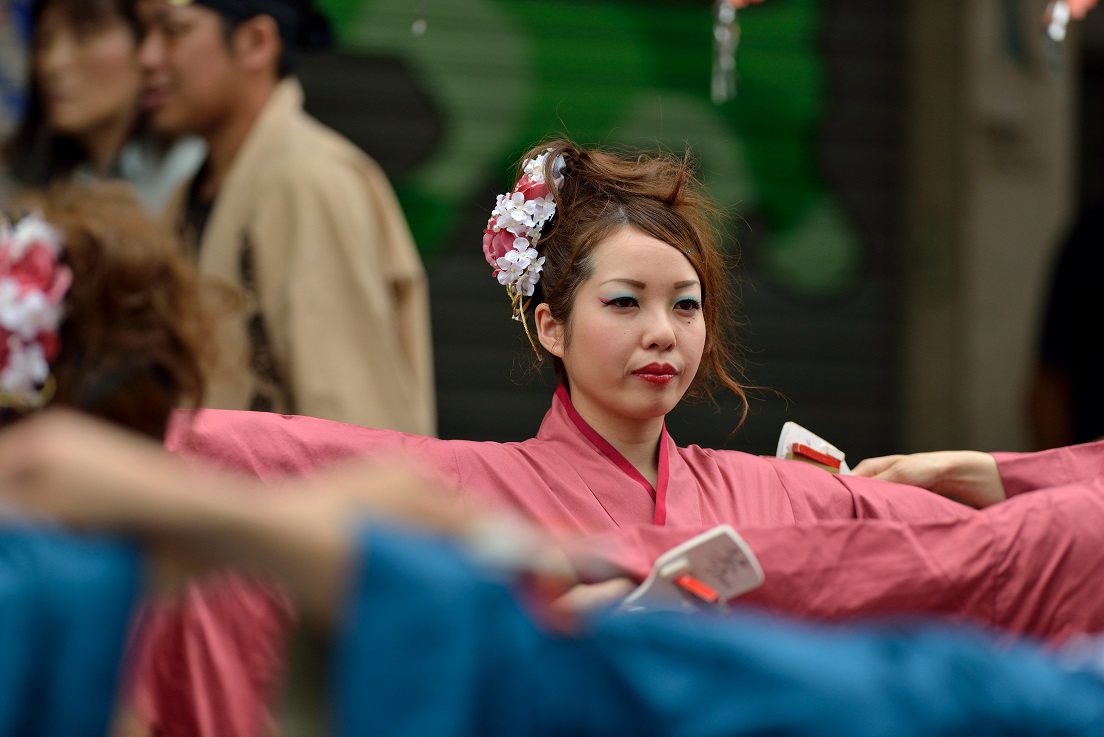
left=851, top=450, right=1006, bottom=508
left=552, top=578, right=637, bottom=616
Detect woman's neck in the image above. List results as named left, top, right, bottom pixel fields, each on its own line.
left=569, top=398, right=665, bottom=488
left=77, top=107, right=138, bottom=177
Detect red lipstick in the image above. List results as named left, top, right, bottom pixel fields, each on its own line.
left=633, top=363, right=678, bottom=385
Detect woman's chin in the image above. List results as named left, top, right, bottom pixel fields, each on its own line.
left=624, top=391, right=684, bottom=423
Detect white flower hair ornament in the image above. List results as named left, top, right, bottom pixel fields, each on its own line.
left=0, top=214, right=73, bottom=410
left=482, top=152, right=566, bottom=332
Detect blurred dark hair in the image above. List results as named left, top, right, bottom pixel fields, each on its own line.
left=518, top=139, right=748, bottom=425
left=8, top=182, right=207, bottom=440
left=2, top=0, right=142, bottom=187
left=212, top=0, right=333, bottom=80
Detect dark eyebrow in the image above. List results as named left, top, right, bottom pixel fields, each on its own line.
left=599, top=278, right=701, bottom=290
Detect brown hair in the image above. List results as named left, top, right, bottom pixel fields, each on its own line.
left=518, top=139, right=748, bottom=424
left=9, top=182, right=206, bottom=439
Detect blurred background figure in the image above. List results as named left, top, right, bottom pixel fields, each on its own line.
left=137, top=0, right=436, bottom=434
left=1029, top=204, right=1104, bottom=448
left=0, top=0, right=203, bottom=215
left=1027, top=3, right=1104, bottom=449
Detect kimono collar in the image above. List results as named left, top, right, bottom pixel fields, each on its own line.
left=553, top=384, right=671, bottom=525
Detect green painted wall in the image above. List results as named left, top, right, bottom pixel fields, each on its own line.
left=319, top=0, right=862, bottom=299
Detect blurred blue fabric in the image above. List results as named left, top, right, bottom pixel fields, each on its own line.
left=337, top=525, right=1104, bottom=737
left=0, top=525, right=139, bottom=737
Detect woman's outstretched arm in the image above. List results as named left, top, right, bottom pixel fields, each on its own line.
left=851, top=451, right=1005, bottom=508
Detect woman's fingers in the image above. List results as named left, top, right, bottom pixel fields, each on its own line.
left=852, top=455, right=905, bottom=479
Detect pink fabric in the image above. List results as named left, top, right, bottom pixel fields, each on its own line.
left=125, top=576, right=291, bottom=737
left=993, top=441, right=1104, bottom=498
left=167, top=387, right=972, bottom=539
left=146, top=388, right=1104, bottom=734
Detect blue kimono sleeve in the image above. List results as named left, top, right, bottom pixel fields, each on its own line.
left=334, top=524, right=1104, bottom=737
left=0, top=526, right=140, bottom=737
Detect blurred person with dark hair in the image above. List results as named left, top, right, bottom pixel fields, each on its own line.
left=136, top=0, right=436, bottom=434
left=1, top=0, right=203, bottom=214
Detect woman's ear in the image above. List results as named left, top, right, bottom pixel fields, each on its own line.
left=533, top=303, right=564, bottom=358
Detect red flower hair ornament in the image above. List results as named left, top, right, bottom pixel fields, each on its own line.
left=482, top=151, right=566, bottom=324
left=0, top=214, right=73, bottom=409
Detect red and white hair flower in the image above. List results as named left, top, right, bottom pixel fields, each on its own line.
left=482, top=151, right=565, bottom=320
left=0, top=214, right=73, bottom=408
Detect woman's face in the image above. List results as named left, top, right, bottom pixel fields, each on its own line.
left=538, top=225, right=706, bottom=434
left=33, top=3, right=140, bottom=137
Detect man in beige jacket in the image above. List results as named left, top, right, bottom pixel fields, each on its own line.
left=136, top=0, right=435, bottom=435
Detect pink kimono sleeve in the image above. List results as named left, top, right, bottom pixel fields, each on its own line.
left=166, top=408, right=454, bottom=478
left=760, top=455, right=976, bottom=523
left=125, top=576, right=292, bottom=737
left=577, top=479, right=1104, bottom=641
left=993, top=440, right=1104, bottom=498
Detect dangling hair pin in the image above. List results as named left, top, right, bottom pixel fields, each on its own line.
left=481, top=151, right=566, bottom=347
left=0, top=213, right=72, bottom=410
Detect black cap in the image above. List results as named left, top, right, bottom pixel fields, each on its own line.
left=171, top=0, right=333, bottom=51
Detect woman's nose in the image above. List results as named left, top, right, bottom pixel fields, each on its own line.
left=642, top=309, right=677, bottom=350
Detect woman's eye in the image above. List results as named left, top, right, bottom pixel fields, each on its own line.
left=602, top=296, right=638, bottom=309
left=675, top=298, right=702, bottom=312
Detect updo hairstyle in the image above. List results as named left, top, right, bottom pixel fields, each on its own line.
left=521, top=139, right=747, bottom=422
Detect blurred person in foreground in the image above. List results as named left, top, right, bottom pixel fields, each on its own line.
left=135, top=0, right=435, bottom=433
left=1, top=0, right=203, bottom=214
left=6, top=410, right=1104, bottom=736
left=0, top=182, right=289, bottom=737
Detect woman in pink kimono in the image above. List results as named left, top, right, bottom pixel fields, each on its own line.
left=163, top=140, right=1104, bottom=646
